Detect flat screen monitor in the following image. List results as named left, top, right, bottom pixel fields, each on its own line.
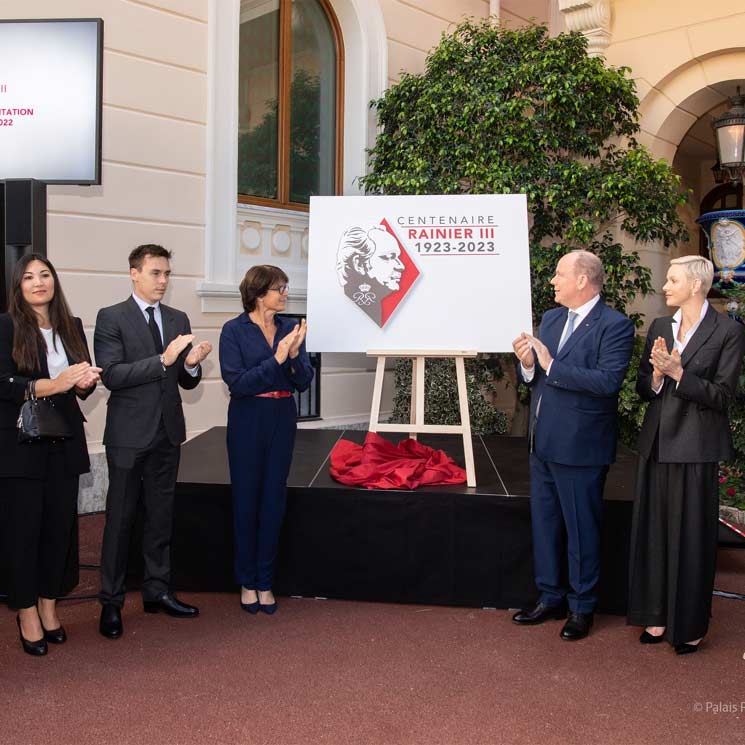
left=0, top=18, right=103, bottom=185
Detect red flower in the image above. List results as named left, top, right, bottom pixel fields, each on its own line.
left=719, top=476, right=727, bottom=483
left=727, top=487, right=737, bottom=497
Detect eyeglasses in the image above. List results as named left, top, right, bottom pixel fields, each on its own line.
left=268, top=284, right=290, bottom=295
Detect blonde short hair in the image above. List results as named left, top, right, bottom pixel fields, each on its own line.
left=670, top=255, right=714, bottom=295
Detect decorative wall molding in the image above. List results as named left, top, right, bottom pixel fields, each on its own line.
left=197, top=203, right=310, bottom=313
left=558, top=0, right=611, bottom=57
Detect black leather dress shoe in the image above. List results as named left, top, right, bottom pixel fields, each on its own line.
left=99, top=604, right=123, bottom=639
left=143, top=593, right=199, bottom=618
left=17, top=616, right=48, bottom=656
left=512, top=602, right=566, bottom=625
left=42, top=624, right=67, bottom=644
left=560, top=612, right=593, bottom=641
left=674, top=642, right=700, bottom=656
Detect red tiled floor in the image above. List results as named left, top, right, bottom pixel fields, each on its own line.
left=2, top=514, right=744, bottom=745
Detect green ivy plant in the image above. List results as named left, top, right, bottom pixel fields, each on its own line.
left=360, top=20, right=689, bottom=433
left=617, top=334, right=648, bottom=449
left=389, top=357, right=508, bottom=435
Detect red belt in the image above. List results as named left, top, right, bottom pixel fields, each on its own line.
left=255, top=390, right=293, bottom=399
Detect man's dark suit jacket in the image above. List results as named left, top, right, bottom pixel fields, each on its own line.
left=0, top=313, right=92, bottom=478
left=519, top=299, right=635, bottom=467
left=636, top=305, right=745, bottom=463
left=93, top=297, right=201, bottom=450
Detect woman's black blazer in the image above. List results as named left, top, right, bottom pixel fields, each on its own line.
left=0, top=313, right=92, bottom=479
left=636, top=305, right=745, bottom=463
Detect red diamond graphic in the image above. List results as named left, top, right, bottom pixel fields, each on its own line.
left=337, top=219, right=421, bottom=328
left=379, top=219, right=420, bottom=326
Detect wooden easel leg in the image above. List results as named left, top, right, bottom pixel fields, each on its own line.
left=369, top=356, right=386, bottom=433
left=455, top=356, right=476, bottom=487
left=409, top=358, right=417, bottom=440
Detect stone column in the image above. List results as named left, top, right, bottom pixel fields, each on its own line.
left=558, top=0, right=611, bottom=57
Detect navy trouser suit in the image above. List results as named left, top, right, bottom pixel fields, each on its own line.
left=520, top=300, right=634, bottom=614
left=219, top=313, right=314, bottom=590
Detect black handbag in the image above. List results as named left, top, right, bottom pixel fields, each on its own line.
left=17, top=380, right=72, bottom=443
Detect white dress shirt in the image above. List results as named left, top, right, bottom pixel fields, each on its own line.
left=131, top=293, right=199, bottom=376
left=521, top=294, right=601, bottom=382
left=40, top=327, right=70, bottom=379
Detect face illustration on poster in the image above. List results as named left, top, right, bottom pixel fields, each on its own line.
left=307, top=194, right=533, bottom=353
left=336, top=226, right=405, bottom=326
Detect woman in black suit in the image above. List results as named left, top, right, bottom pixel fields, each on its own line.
left=0, top=254, right=101, bottom=656
left=628, top=255, right=745, bottom=654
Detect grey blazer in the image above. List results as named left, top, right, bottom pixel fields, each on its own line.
left=94, top=296, right=201, bottom=449
left=636, top=305, right=745, bottom=463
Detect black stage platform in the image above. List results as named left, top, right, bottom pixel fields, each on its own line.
left=167, top=427, right=638, bottom=614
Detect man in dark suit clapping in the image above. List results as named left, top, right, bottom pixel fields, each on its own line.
left=94, top=244, right=212, bottom=639
left=512, top=250, right=634, bottom=641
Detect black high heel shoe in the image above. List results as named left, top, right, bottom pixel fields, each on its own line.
left=639, top=630, right=665, bottom=644
left=675, top=642, right=701, bottom=655
left=42, top=624, right=67, bottom=644
left=17, top=616, right=48, bottom=657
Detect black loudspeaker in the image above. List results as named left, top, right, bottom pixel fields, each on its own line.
left=1, top=179, right=47, bottom=312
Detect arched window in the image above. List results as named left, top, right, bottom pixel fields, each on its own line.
left=238, top=0, right=343, bottom=211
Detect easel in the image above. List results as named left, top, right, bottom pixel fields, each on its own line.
left=366, top=350, right=478, bottom=487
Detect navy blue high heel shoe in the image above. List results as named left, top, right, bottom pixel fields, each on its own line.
left=240, top=588, right=259, bottom=614
left=258, top=592, right=278, bottom=615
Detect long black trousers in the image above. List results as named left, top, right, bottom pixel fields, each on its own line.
left=1, top=444, right=79, bottom=609
left=627, top=452, right=719, bottom=645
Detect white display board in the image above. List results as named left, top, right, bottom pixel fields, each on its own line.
left=307, top=194, right=533, bottom=352
left=0, top=19, right=103, bottom=184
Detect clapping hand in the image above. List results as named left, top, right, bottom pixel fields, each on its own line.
left=75, top=364, right=102, bottom=393
left=522, top=333, right=553, bottom=371
left=650, top=337, right=683, bottom=383
left=288, top=319, right=307, bottom=359
left=650, top=336, right=667, bottom=389
left=162, top=334, right=195, bottom=367
left=184, top=341, right=212, bottom=368
left=512, top=333, right=534, bottom=369
left=275, top=324, right=300, bottom=365
left=57, top=362, right=101, bottom=393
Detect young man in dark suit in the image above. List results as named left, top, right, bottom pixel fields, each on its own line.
left=512, top=250, right=635, bottom=640
left=94, top=244, right=212, bottom=639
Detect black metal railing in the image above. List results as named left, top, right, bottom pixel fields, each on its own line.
left=283, top=313, right=321, bottom=420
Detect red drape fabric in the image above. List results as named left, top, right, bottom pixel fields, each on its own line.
left=329, top=431, right=466, bottom=490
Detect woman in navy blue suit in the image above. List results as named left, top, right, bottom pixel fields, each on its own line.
left=219, top=265, right=313, bottom=614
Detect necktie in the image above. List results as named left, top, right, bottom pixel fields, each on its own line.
left=557, top=310, right=578, bottom=353
left=146, top=306, right=164, bottom=354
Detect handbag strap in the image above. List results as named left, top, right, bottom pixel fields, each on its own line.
left=28, top=379, right=37, bottom=401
